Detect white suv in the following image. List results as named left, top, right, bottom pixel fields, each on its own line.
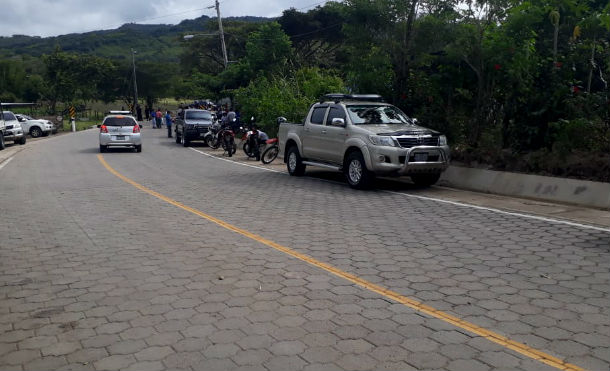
left=15, top=114, right=54, bottom=138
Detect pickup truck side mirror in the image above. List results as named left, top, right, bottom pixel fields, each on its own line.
left=139, top=124, right=143, bottom=128
left=412, top=118, right=418, bottom=125
left=97, top=124, right=101, bottom=128
left=277, top=116, right=287, bottom=125
left=330, top=118, right=346, bottom=127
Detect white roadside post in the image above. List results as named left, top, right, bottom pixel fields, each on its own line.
left=70, top=106, right=76, bottom=132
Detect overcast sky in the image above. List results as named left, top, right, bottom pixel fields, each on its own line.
left=1, top=0, right=330, bottom=37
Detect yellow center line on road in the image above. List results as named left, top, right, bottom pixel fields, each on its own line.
left=97, top=154, right=585, bottom=371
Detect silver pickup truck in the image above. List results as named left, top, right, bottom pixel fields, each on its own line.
left=278, top=94, right=450, bottom=189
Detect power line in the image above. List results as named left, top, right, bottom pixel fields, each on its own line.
left=267, top=0, right=335, bottom=18
left=235, top=22, right=342, bottom=42
left=295, top=1, right=332, bottom=11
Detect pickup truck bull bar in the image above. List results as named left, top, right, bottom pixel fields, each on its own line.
left=398, top=145, right=449, bottom=175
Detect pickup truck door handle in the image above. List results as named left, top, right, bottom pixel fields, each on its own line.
left=321, top=130, right=327, bottom=134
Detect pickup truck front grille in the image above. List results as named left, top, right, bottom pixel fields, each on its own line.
left=396, top=136, right=439, bottom=148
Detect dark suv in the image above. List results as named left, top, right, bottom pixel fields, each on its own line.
left=175, top=109, right=214, bottom=147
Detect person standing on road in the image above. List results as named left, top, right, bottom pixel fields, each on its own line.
left=136, top=105, right=143, bottom=122
left=165, top=111, right=173, bottom=138
left=144, top=105, right=150, bottom=121
left=155, top=108, right=162, bottom=129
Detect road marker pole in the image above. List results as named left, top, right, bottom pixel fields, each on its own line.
left=70, top=106, right=76, bottom=132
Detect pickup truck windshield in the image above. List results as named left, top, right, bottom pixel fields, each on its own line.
left=347, top=105, right=412, bottom=125
left=186, top=111, right=212, bottom=120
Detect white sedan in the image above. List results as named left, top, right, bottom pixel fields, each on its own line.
left=15, top=114, right=54, bottom=138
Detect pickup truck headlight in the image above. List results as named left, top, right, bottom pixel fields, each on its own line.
left=439, top=135, right=447, bottom=146
left=369, top=135, right=396, bottom=147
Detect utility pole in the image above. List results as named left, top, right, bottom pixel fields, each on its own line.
left=131, top=48, right=139, bottom=113
left=215, top=0, right=229, bottom=69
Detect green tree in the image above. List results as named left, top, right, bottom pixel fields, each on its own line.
left=42, top=47, right=78, bottom=113
left=244, top=22, right=293, bottom=76
left=74, top=55, right=117, bottom=103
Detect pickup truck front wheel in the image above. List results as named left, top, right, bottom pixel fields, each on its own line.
left=345, top=151, right=375, bottom=189
left=287, top=146, right=306, bottom=176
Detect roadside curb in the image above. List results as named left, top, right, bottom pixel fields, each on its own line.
left=440, top=165, right=610, bottom=210
left=0, top=130, right=81, bottom=167
left=0, top=145, right=25, bottom=167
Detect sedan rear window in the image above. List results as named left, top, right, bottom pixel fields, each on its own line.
left=2, top=112, right=16, bottom=121
left=185, top=111, right=212, bottom=120
left=103, top=117, right=137, bottom=126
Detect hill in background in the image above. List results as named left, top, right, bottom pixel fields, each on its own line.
left=0, top=16, right=270, bottom=62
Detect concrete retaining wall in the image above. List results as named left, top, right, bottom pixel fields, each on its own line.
left=439, top=165, right=610, bottom=210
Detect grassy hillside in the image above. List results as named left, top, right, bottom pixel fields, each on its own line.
left=0, top=16, right=270, bottom=62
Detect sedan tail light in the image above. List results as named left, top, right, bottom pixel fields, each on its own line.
left=100, top=124, right=108, bottom=133
left=133, top=124, right=140, bottom=133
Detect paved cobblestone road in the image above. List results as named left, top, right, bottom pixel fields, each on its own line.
left=0, top=128, right=608, bottom=371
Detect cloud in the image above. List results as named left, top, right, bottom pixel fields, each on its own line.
left=1, top=0, right=329, bottom=37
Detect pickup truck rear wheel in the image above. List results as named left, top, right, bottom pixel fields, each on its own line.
left=287, top=146, right=306, bottom=176
left=411, top=173, right=441, bottom=187
left=345, top=151, right=375, bottom=189
left=175, top=131, right=181, bottom=144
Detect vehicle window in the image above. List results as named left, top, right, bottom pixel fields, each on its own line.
left=346, top=105, right=413, bottom=125
left=103, top=117, right=137, bottom=126
left=326, top=106, right=346, bottom=126
left=185, top=111, right=212, bottom=120
left=309, top=107, right=327, bottom=125
left=2, top=112, right=17, bottom=121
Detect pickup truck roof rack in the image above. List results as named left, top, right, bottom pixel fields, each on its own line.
left=107, top=111, right=132, bottom=115
left=321, top=94, right=385, bottom=103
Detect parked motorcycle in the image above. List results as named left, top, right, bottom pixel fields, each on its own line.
left=242, top=130, right=265, bottom=158
left=261, top=138, right=279, bottom=164
left=220, top=124, right=236, bottom=157
left=204, top=122, right=221, bottom=149
left=241, top=117, right=261, bottom=158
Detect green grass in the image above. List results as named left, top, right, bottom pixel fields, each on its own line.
left=60, top=120, right=97, bottom=131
